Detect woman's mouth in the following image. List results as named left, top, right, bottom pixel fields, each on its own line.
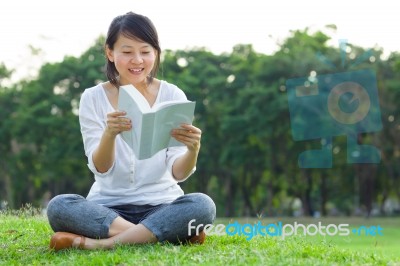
left=129, top=68, right=144, bottom=74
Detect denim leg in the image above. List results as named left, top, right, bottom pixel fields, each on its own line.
left=46, top=194, right=118, bottom=239
left=140, top=193, right=216, bottom=243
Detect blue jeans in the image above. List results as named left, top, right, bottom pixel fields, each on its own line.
left=47, top=193, right=216, bottom=243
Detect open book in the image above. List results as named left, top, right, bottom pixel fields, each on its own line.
left=118, top=84, right=196, bottom=160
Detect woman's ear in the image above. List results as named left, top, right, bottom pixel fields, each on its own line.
left=105, top=45, right=114, bottom=62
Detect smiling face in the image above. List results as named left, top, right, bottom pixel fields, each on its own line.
left=104, top=13, right=161, bottom=88
left=106, top=34, right=157, bottom=89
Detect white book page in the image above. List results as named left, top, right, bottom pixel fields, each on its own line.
left=118, top=87, right=144, bottom=156
left=151, top=101, right=196, bottom=154
left=153, top=99, right=191, bottom=111
left=119, top=85, right=151, bottom=113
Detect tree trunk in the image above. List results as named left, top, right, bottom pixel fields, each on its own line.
left=320, top=173, right=327, bottom=216
left=301, top=169, right=314, bottom=216
left=224, top=175, right=236, bottom=217
left=241, top=187, right=255, bottom=216
left=356, top=164, right=376, bottom=217
left=1, top=162, right=14, bottom=208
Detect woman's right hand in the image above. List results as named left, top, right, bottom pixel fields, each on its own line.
left=105, top=111, right=132, bottom=137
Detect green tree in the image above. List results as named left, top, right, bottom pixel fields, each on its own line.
left=5, top=37, right=106, bottom=207
left=0, top=64, right=17, bottom=208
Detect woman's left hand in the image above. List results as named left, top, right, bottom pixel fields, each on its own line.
left=171, top=124, right=202, bottom=153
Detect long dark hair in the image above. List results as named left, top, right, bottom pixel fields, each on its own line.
left=105, top=12, right=161, bottom=87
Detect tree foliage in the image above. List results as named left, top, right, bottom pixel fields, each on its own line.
left=1, top=30, right=399, bottom=217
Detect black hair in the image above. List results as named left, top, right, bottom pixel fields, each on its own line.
left=105, top=12, right=161, bottom=87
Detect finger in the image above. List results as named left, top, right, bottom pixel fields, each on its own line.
left=180, top=124, right=202, bottom=135
left=176, top=125, right=201, bottom=135
left=173, top=135, right=198, bottom=147
left=172, top=129, right=198, bottom=138
left=107, top=118, right=131, bottom=133
left=171, top=131, right=201, bottom=146
left=173, top=134, right=201, bottom=151
left=118, top=117, right=131, bottom=124
left=115, top=110, right=128, bottom=116
left=108, top=116, right=131, bottom=124
left=108, top=111, right=127, bottom=118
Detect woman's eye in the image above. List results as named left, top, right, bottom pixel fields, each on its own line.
left=142, top=51, right=150, bottom=54
left=123, top=51, right=131, bottom=54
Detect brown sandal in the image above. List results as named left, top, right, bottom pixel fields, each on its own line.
left=49, top=232, right=86, bottom=251
left=187, top=230, right=206, bottom=244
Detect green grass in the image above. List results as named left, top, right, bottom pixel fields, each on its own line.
left=0, top=208, right=399, bottom=265
left=217, top=217, right=400, bottom=262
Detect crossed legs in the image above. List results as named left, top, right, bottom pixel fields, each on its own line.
left=47, top=193, right=215, bottom=250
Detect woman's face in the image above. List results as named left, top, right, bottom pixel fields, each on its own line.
left=106, top=34, right=157, bottom=88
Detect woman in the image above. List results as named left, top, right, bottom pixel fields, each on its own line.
left=47, top=11, right=216, bottom=250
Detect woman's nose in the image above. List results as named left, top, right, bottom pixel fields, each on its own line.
left=130, top=53, right=143, bottom=64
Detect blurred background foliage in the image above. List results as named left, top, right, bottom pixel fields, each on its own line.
left=1, top=28, right=400, bottom=218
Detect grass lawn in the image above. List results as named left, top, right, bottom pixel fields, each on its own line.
left=0, top=208, right=399, bottom=265
left=217, top=217, right=400, bottom=262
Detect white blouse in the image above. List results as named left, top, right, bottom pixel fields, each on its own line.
left=78, top=80, right=195, bottom=206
